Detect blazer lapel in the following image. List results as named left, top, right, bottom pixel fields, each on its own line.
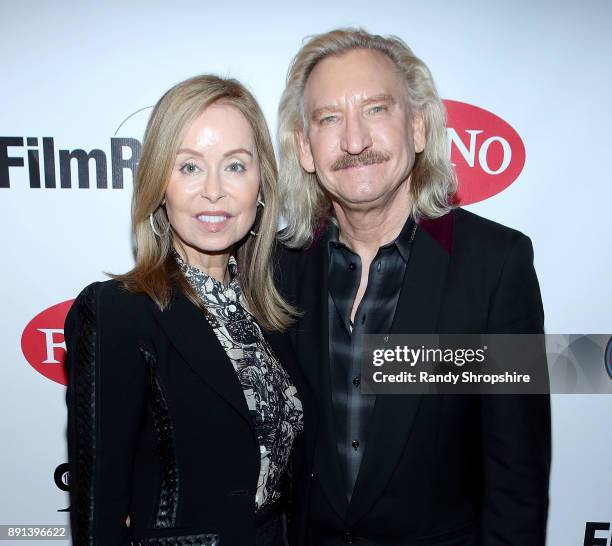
left=296, top=237, right=350, bottom=518
left=154, top=291, right=255, bottom=433
left=346, top=214, right=453, bottom=526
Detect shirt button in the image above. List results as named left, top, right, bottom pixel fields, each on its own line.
left=352, top=440, right=360, bottom=450
left=352, top=376, right=361, bottom=387
left=377, top=260, right=381, bottom=272
left=349, top=262, right=356, bottom=271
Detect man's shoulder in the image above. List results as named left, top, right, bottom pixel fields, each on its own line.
left=273, top=240, right=307, bottom=262
left=274, top=239, right=323, bottom=273
left=447, top=209, right=538, bottom=283
left=273, top=238, right=327, bottom=304
left=453, top=207, right=530, bottom=250
left=273, top=242, right=306, bottom=295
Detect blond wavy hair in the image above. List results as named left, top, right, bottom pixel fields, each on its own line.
left=114, top=75, right=296, bottom=330
left=277, top=28, right=457, bottom=248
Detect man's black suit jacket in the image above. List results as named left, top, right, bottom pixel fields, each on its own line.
left=64, top=280, right=315, bottom=546
left=276, top=208, right=551, bottom=546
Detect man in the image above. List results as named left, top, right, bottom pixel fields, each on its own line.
left=276, top=28, right=551, bottom=546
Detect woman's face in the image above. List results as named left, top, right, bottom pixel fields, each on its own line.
left=165, top=103, right=260, bottom=261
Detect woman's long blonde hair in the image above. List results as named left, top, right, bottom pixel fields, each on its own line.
left=114, top=74, right=296, bottom=331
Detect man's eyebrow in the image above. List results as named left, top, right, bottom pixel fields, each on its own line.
left=362, top=94, right=396, bottom=106
left=310, top=94, right=397, bottom=120
left=310, top=105, right=338, bottom=121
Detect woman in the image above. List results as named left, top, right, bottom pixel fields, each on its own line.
left=65, top=75, right=310, bottom=546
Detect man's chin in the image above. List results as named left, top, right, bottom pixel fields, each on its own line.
left=332, top=193, right=389, bottom=211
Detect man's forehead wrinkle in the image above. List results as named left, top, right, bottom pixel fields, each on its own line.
left=302, top=48, right=406, bottom=127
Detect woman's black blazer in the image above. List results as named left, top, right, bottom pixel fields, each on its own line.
left=65, top=279, right=315, bottom=546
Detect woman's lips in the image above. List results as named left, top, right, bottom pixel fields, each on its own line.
left=195, top=211, right=232, bottom=233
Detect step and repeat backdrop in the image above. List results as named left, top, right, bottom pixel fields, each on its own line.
left=1, top=1, right=611, bottom=545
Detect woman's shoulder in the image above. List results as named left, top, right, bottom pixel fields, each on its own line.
left=73, top=279, right=151, bottom=307
left=68, top=279, right=156, bottom=334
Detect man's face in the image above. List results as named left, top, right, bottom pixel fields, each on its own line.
left=299, top=48, right=425, bottom=211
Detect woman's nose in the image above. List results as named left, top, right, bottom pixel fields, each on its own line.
left=199, top=171, right=225, bottom=202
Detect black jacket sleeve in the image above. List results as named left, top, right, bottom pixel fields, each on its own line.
left=480, top=235, right=552, bottom=546
left=65, top=282, right=148, bottom=546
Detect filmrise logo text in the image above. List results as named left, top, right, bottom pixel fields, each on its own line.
left=0, top=136, right=140, bottom=189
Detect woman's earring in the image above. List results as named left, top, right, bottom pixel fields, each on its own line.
left=250, top=198, right=265, bottom=236
left=149, top=211, right=169, bottom=237
left=149, top=213, right=162, bottom=237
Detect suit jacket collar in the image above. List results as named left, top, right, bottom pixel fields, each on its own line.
left=153, top=286, right=256, bottom=435
left=154, top=282, right=313, bottom=453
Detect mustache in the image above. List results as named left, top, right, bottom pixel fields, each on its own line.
left=330, top=149, right=391, bottom=171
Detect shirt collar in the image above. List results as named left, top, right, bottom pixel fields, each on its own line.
left=391, top=214, right=417, bottom=262
left=327, top=213, right=416, bottom=262
left=172, top=249, right=241, bottom=302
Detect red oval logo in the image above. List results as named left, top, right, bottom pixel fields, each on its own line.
left=21, top=299, right=74, bottom=386
left=443, top=99, right=526, bottom=205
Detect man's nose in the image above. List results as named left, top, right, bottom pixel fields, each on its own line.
left=340, top=113, right=373, bottom=155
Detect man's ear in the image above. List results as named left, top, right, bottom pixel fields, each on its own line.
left=297, top=130, right=316, bottom=173
left=412, top=112, right=426, bottom=154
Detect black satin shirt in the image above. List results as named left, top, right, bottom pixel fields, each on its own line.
left=327, top=215, right=417, bottom=500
